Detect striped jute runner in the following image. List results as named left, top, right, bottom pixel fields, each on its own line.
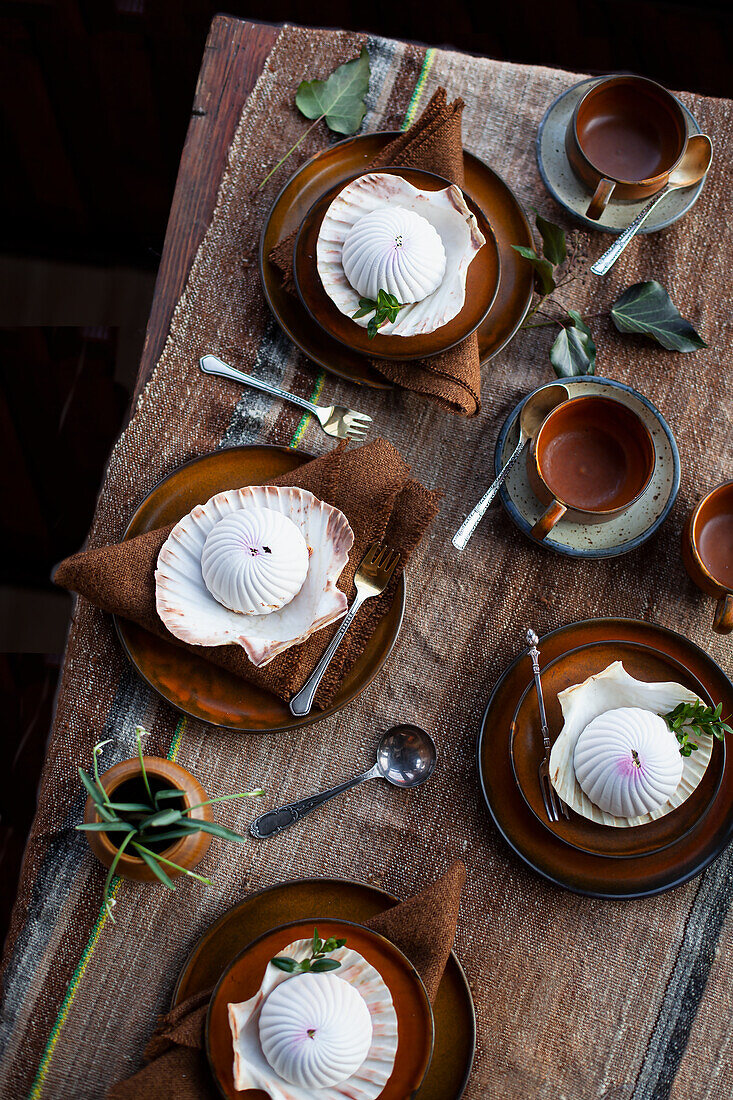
left=2, top=23, right=732, bottom=1100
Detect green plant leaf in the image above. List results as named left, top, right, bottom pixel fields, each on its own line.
left=106, top=801, right=153, bottom=813
left=533, top=209, right=567, bottom=266
left=295, top=46, right=370, bottom=135
left=154, top=789, right=187, bottom=805
left=550, top=321, right=596, bottom=377
left=76, top=821, right=135, bottom=833
left=271, top=957, right=298, bottom=973
left=140, top=808, right=183, bottom=830
left=182, top=819, right=248, bottom=843
left=310, top=958, right=342, bottom=972
left=610, top=281, right=707, bottom=352
left=511, top=245, right=556, bottom=295
left=133, top=845, right=176, bottom=889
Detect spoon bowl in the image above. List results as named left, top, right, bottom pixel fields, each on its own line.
left=376, top=725, right=437, bottom=788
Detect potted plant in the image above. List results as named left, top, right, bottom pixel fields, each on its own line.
left=77, top=726, right=262, bottom=920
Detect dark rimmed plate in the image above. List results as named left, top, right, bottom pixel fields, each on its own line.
left=206, top=918, right=434, bottom=1100
left=478, top=618, right=733, bottom=897
left=116, top=446, right=405, bottom=733
left=294, top=166, right=501, bottom=360
left=173, top=877, right=475, bottom=1099
left=509, top=639, right=724, bottom=859
left=260, top=131, right=534, bottom=387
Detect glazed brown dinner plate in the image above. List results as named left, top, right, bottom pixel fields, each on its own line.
left=116, top=446, right=405, bottom=733
left=260, top=132, right=534, bottom=387
left=294, top=166, right=500, bottom=360
left=206, top=918, right=434, bottom=1100
left=510, top=640, right=725, bottom=859
left=173, top=878, right=475, bottom=1099
left=479, top=618, right=733, bottom=897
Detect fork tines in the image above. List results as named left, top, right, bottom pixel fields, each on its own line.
left=361, top=541, right=400, bottom=575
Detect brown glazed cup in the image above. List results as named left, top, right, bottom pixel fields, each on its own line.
left=83, top=755, right=213, bottom=881
left=565, top=75, right=688, bottom=220
left=682, top=480, right=733, bottom=635
left=527, top=395, right=656, bottom=541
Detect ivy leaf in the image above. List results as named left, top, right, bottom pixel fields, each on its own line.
left=296, top=47, right=370, bottom=135
left=532, top=209, right=567, bottom=266
left=550, top=318, right=596, bottom=378
left=511, top=245, right=556, bottom=295
left=610, top=281, right=707, bottom=352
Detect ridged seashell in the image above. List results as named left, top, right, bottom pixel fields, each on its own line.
left=317, top=171, right=486, bottom=337
left=259, top=972, right=372, bottom=1089
left=548, top=661, right=711, bottom=827
left=155, top=485, right=353, bottom=667
left=229, top=938, right=398, bottom=1100
left=341, top=207, right=446, bottom=304
left=573, top=707, right=684, bottom=818
left=201, top=509, right=309, bottom=616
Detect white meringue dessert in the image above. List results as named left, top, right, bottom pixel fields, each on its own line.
left=228, top=937, right=398, bottom=1100
left=201, top=509, right=309, bottom=616
left=317, top=171, right=486, bottom=338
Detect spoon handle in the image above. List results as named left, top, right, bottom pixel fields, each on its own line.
left=591, top=184, right=671, bottom=276
left=249, top=765, right=380, bottom=838
left=452, top=432, right=527, bottom=551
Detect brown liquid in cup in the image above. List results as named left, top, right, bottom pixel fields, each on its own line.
left=698, top=513, right=733, bottom=587
left=577, top=83, right=683, bottom=182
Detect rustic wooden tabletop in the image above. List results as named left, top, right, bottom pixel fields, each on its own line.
left=134, top=16, right=279, bottom=402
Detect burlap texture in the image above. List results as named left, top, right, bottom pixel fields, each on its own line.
left=1, top=23, right=732, bottom=1100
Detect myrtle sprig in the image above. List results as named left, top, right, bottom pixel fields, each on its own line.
left=664, top=701, right=733, bottom=757
left=271, top=927, right=347, bottom=974
left=353, top=289, right=403, bottom=338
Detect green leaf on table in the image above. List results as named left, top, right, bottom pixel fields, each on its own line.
left=296, top=46, right=371, bottom=135
left=610, top=281, right=707, bottom=352
left=532, top=209, right=567, bottom=265
left=511, top=245, right=556, bottom=295
left=550, top=315, right=596, bottom=377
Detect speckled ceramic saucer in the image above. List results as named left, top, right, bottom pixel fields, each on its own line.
left=536, top=77, right=704, bottom=234
left=495, top=377, right=680, bottom=558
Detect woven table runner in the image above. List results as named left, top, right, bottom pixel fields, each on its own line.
left=2, top=23, right=732, bottom=1100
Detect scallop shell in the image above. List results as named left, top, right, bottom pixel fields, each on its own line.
left=341, top=207, right=446, bottom=304
left=317, top=171, right=486, bottom=337
left=155, top=485, right=353, bottom=667
left=229, top=938, right=398, bottom=1100
left=549, top=661, right=711, bottom=827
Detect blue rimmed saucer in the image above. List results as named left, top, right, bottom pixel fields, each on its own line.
left=536, top=77, right=704, bottom=234
left=495, top=376, right=680, bottom=558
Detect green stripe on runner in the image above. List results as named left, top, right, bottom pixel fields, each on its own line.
left=402, top=48, right=435, bottom=129
left=167, top=714, right=188, bottom=763
left=289, top=371, right=325, bottom=448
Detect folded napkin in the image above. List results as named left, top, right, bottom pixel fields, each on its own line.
left=107, top=860, right=466, bottom=1100
left=55, top=439, right=438, bottom=710
left=269, top=88, right=483, bottom=417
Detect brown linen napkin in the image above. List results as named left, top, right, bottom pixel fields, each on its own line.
left=269, top=88, right=483, bottom=417
left=55, top=439, right=438, bottom=710
left=107, top=861, right=466, bottom=1100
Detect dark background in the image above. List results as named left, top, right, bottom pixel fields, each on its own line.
left=1, top=0, right=731, bottom=951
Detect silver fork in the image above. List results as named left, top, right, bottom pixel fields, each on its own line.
left=289, top=542, right=400, bottom=717
left=526, top=629, right=570, bottom=823
left=200, top=354, right=372, bottom=441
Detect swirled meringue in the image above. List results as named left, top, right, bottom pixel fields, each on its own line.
left=341, top=207, right=446, bottom=304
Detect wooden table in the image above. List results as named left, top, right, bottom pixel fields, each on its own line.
left=134, top=16, right=280, bottom=402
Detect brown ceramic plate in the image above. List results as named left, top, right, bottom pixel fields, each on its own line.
left=173, top=878, right=475, bottom=1099
left=206, top=918, right=434, bottom=1100
left=478, top=618, right=733, bottom=897
left=294, top=167, right=501, bottom=360
left=260, top=132, right=534, bottom=387
left=116, top=446, right=405, bottom=733
left=510, top=640, right=725, bottom=858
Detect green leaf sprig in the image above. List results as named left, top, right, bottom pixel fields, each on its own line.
left=271, top=927, right=347, bottom=974
left=259, top=48, right=370, bottom=190
left=77, top=727, right=263, bottom=922
left=353, top=289, right=403, bottom=338
left=664, top=701, right=733, bottom=757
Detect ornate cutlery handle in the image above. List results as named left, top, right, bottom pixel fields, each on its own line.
left=452, top=433, right=527, bottom=551
left=289, top=593, right=367, bottom=716
left=590, top=185, right=670, bottom=276
left=527, top=631, right=551, bottom=753
left=200, top=354, right=318, bottom=415
left=249, top=765, right=380, bottom=838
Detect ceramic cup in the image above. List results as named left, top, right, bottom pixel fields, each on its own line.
left=565, top=74, right=688, bottom=220
left=527, top=394, right=656, bottom=541
left=682, top=480, right=733, bottom=635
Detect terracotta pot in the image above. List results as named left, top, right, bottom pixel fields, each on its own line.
left=83, top=756, right=213, bottom=882
left=682, top=480, right=733, bottom=635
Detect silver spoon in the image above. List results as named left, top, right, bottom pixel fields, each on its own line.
left=452, top=382, right=569, bottom=551
left=249, top=725, right=437, bottom=839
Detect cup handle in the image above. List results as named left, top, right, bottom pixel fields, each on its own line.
left=530, top=500, right=567, bottom=541
left=586, top=178, right=616, bottom=220
left=713, top=594, right=733, bottom=635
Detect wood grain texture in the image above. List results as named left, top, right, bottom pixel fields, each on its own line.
left=134, top=17, right=279, bottom=402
